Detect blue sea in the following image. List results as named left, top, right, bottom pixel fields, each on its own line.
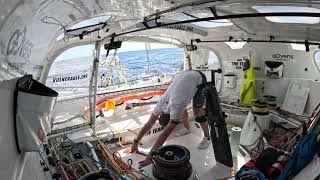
left=47, top=48, right=184, bottom=88
left=109, top=48, right=184, bottom=76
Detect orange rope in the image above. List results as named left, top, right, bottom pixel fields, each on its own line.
left=113, top=151, right=133, bottom=172
left=97, top=142, right=139, bottom=179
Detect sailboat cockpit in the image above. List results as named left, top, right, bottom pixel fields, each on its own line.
left=1, top=1, right=320, bottom=180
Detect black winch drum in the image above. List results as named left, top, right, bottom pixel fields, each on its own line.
left=152, top=145, right=192, bottom=180
left=263, top=95, right=277, bottom=108
left=251, top=99, right=269, bottom=115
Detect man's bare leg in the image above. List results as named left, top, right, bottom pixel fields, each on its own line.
left=200, top=121, right=210, bottom=138
left=182, top=110, right=190, bottom=130
left=193, top=107, right=211, bottom=149
left=194, top=108, right=210, bottom=137
left=175, top=110, right=191, bottom=136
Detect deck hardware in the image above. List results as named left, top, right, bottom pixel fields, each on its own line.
left=269, top=36, right=275, bottom=41
left=305, top=40, right=310, bottom=52
left=142, top=21, right=150, bottom=28
left=209, top=7, right=218, bottom=17
left=186, top=40, right=197, bottom=51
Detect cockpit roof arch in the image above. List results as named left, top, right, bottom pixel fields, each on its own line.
left=2, top=0, right=320, bottom=81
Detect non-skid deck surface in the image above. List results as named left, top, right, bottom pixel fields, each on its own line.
left=118, top=123, right=232, bottom=180
left=62, top=103, right=234, bottom=179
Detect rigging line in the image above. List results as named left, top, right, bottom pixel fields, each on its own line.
left=144, top=0, right=227, bottom=20
left=145, top=42, right=151, bottom=73
left=41, top=16, right=66, bottom=28
left=209, top=7, right=218, bottom=17
left=230, top=20, right=256, bottom=35
left=117, top=12, right=320, bottom=37
left=41, top=16, right=69, bottom=42
left=195, top=39, right=320, bottom=46
left=182, top=12, right=231, bottom=23
left=41, top=16, right=70, bottom=42
left=62, top=136, right=106, bottom=169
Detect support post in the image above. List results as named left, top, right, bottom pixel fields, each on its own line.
left=91, top=41, right=100, bottom=135
left=184, top=47, right=192, bottom=70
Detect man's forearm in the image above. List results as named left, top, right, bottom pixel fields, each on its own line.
left=135, top=113, right=157, bottom=142
left=148, top=122, right=177, bottom=156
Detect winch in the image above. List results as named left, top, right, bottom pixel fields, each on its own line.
left=151, top=145, right=198, bottom=180
left=263, top=95, right=277, bottom=108
left=251, top=99, right=269, bottom=115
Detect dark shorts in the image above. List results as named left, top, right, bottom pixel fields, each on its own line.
left=193, top=70, right=207, bottom=108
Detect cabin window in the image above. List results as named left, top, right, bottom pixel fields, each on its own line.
left=208, top=51, right=220, bottom=68
left=193, top=20, right=233, bottom=28
left=314, top=51, right=320, bottom=70
left=291, top=43, right=306, bottom=51
left=98, top=42, right=184, bottom=90
left=56, top=16, right=111, bottom=41
left=252, top=6, right=320, bottom=24
left=56, top=33, right=64, bottom=41
left=207, top=51, right=221, bottom=92
left=225, top=42, right=246, bottom=49
left=46, top=44, right=94, bottom=94
left=166, top=13, right=233, bottom=28
left=69, top=16, right=112, bottom=29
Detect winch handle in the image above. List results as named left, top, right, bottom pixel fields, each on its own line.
left=151, top=149, right=159, bottom=156
left=150, top=149, right=160, bottom=167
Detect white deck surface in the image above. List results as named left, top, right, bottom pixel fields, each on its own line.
left=118, top=122, right=233, bottom=180
left=61, top=103, right=235, bottom=179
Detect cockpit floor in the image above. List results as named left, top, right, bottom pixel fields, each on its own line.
left=117, top=122, right=233, bottom=180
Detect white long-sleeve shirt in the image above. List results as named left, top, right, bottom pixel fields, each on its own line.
left=153, top=70, right=202, bottom=121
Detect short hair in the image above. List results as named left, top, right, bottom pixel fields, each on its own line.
left=158, top=113, right=170, bottom=127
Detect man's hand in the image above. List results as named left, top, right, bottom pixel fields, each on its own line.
left=138, top=122, right=177, bottom=168
left=138, top=155, right=152, bottom=168
left=124, top=144, right=138, bottom=154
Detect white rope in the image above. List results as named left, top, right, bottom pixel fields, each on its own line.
left=41, top=16, right=69, bottom=42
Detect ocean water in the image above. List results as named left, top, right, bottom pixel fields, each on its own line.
left=47, top=48, right=184, bottom=89
left=108, top=48, right=184, bottom=76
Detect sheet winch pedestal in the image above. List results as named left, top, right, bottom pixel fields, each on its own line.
left=151, top=145, right=197, bottom=180
left=240, top=99, right=270, bottom=152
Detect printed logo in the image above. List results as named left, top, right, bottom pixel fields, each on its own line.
left=165, top=24, right=194, bottom=32
left=145, top=126, right=164, bottom=136
left=272, top=54, right=294, bottom=60
left=52, top=74, right=88, bottom=83
left=231, top=60, right=261, bottom=71
left=164, top=24, right=208, bottom=36
left=7, top=27, right=34, bottom=60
